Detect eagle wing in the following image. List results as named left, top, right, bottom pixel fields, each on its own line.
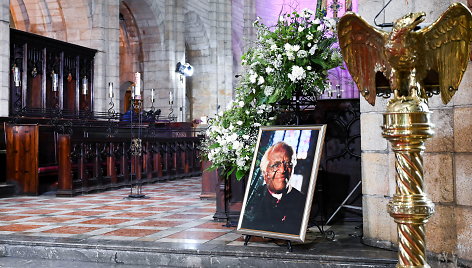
left=418, top=3, right=472, bottom=104
left=338, top=13, right=389, bottom=106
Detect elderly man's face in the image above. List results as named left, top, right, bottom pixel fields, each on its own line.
left=264, top=146, right=293, bottom=193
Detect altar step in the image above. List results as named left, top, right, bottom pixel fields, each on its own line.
left=0, top=236, right=397, bottom=267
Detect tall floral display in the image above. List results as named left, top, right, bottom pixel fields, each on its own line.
left=203, top=8, right=343, bottom=180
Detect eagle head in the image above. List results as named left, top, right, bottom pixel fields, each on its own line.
left=393, top=12, right=426, bottom=31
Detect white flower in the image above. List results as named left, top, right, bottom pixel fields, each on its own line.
left=249, top=73, right=258, bottom=83
left=242, top=134, right=250, bottom=140
left=218, top=111, right=223, bottom=116
left=307, top=66, right=312, bottom=71
left=309, top=44, right=318, bottom=55
left=265, top=66, right=274, bottom=74
left=237, top=120, right=243, bottom=125
left=228, top=124, right=234, bottom=131
left=317, top=24, right=324, bottom=31
left=307, top=35, right=313, bottom=40
left=297, top=50, right=308, bottom=58
left=236, top=158, right=246, bottom=167
left=287, top=52, right=295, bottom=61
left=313, top=18, right=321, bottom=24
left=258, top=76, right=265, bottom=85
left=226, top=101, right=233, bottom=110
left=253, top=123, right=261, bottom=127
left=292, top=45, right=300, bottom=52
left=278, top=15, right=285, bottom=22
left=308, top=43, right=312, bottom=47
left=245, top=110, right=250, bottom=115
left=270, top=44, right=277, bottom=51
left=264, top=86, right=274, bottom=96
left=298, top=26, right=305, bottom=32
left=284, top=43, right=292, bottom=52
left=233, top=140, right=242, bottom=150
left=288, top=65, right=306, bottom=82
left=241, top=59, right=247, bottom=65
left=238, top=101, right=244, bottom=107
left=228, top=133, right=238, bottom=142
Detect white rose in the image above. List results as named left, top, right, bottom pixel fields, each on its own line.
left=307, top=66, right=312, bottom=71
left=239, top=101, right=244, bottom=107
left=242, top=134, right=250, bottom=140
left=265, top=66, right=274, bottom=74
left=237, top=121, right=243, bottom=125
left=288, top=65, right=306, bottom=82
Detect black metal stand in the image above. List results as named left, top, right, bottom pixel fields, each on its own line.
left=243, top=235, right=294, bottom=252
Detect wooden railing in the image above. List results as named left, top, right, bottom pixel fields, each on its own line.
left=57, top=135, right=202, bottom=196
left=3, top=121, right=203, bottom=196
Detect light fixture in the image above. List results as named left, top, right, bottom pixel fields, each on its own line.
left=13, top=66, right=20, bottom=87
left=82, top=76, right=88, bottom=95
left=175, top=62, right=194, bottom=77
left=52, top=72, right=58, bottom=92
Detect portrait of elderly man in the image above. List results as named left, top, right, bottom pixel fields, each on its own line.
left=241, top=141, right=306, bottom=235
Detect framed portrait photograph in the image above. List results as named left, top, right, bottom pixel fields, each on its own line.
left=237, top=125, right=326, bottom=242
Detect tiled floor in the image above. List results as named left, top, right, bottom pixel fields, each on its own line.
left=0, top=178, right=244, bottom=245
left=0, top=178, right=399, bottom=267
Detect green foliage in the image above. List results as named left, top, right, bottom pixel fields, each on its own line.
left=201, top=8, right=343, bottom=180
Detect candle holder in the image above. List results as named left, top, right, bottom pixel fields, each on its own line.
left=127, top=93, right=148, bottom=199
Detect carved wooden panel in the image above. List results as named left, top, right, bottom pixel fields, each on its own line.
left=5, top=124, right=39, bottom=194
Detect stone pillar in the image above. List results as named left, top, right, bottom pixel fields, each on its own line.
left=0, top=0, right=10, bottom=116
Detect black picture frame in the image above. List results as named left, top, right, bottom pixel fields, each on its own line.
left=237, top=125, right=326, bottom=242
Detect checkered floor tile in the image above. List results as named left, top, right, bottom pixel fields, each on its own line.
left=0, top=178, right=238, bottom=244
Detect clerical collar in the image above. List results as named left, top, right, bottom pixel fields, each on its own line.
left=268, top=184, right=293, bottom=201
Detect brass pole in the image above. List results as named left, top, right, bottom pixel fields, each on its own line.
left=382, top=103, right=435, bottom=268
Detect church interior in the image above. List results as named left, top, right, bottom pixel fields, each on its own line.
left=0, top=0, right=471, bottom=267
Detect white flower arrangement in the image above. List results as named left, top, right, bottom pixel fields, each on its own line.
left=202, top=8, right=343, bottom=180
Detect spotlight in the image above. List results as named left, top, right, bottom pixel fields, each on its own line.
left=175, top=62, right=194, bottom=77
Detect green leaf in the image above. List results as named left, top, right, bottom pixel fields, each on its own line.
left=236, top=169, right=246, bottom=181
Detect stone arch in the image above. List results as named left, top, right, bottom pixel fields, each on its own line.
left=10, top=0, right=30, bottom=30
left=10, top=0, right=68, bottom=40
left=121, top=0, right=162, bottom=112
left=184, top=10, right=211, bottom=121
left=119, top=1, right=144, bottom=112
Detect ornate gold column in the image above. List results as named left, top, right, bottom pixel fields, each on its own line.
left=382, top=97, right=435, bottom=267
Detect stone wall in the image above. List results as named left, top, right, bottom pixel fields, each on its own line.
left=6, top=0, right=242, bottom=121
left=358, top=0, right=472, bottom=265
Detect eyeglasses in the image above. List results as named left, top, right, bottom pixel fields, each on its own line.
left=268, top=161, right=293, bottom=172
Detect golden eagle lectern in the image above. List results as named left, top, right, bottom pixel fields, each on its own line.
left=338, top=3, right=472, bottom=268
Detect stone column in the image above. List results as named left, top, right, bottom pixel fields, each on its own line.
left=0, top=0, right=10, bottom=116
